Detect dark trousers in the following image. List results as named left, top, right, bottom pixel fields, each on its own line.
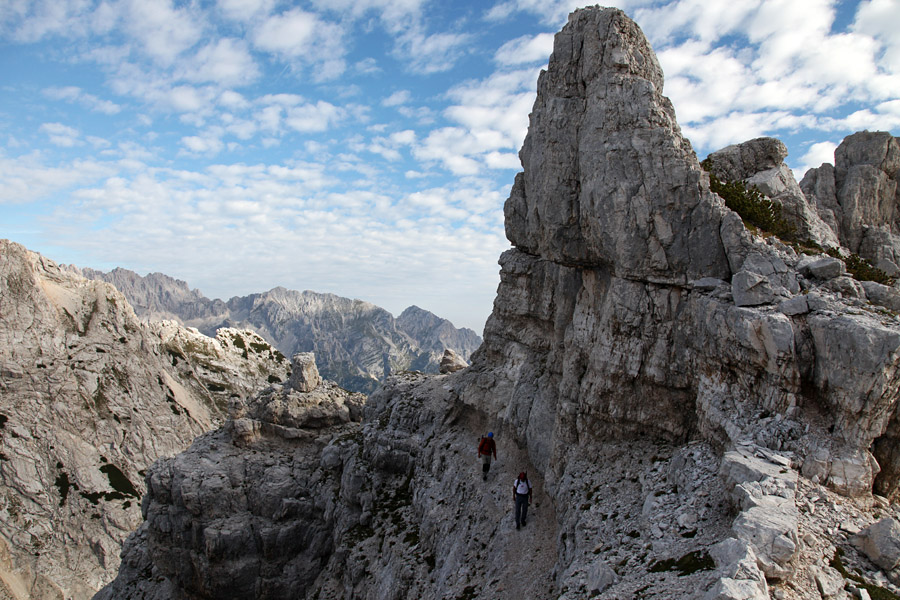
left=515, top=493, right=529, bottom=526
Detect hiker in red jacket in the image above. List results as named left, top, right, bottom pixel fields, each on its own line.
left=477, top=432, right=497, bottom=481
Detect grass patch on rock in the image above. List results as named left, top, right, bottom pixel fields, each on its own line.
left=649, top=550, right=715, bottom=577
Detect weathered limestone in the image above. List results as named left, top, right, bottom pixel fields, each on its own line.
left=92, top=6, right=900, bottom=600
left=288, top=352, right=322, bottom=392
left=0, top=240, right=286, bottom=599
left=77, top=268, right=483, bottom=395
left=801, top=131, right=900, bottom=274
left=852, top=518, right=900, bottom=574
left=705, top=138, right=840, bottom=247
left=438, top=348, right=468, bottom=373
left=457, top=6, right=900, bottom=503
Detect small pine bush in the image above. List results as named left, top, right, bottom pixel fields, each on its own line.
left=702, top=159, right=894, bottom=285
left=701, top=159, right=797, bottom=242
left=825, top=247, right=894, bottom=286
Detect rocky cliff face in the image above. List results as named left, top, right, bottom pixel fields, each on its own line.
left=96, top=6, right=900, bottom=600
left=0, top=239, right=287, bottom=600
left=77, top=269, right=482, bottom=394
left=801, top=131, right=900, bottom=275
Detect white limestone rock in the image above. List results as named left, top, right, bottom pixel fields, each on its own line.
left=802, top=132, right=900, bottom=267
left=439, top=348, right=468, bottom=374
left=0, top=239, right=285, bottom=599
left=852, top=518, right=900, bottom=572
left=288, top=352, right=322, bottom=392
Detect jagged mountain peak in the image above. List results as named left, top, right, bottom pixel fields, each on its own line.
left=76, top=271, right=482, bottom=394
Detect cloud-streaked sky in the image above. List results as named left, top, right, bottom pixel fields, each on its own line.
left=2, top=0, right=899, bottom=333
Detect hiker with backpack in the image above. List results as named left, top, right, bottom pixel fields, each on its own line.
left=513, top=471, right=532, bottom=530
left=477, top=432, right=497, bottom=481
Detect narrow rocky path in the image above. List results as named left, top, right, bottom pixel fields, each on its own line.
left=459, top=417, right=559, bottom=599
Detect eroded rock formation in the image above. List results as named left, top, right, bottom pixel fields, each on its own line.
left=0, top=240, right=286, bottom=599
left=802, top=131, right=900, bottom=274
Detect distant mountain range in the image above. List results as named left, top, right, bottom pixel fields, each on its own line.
left=73, top=267, right=482, bottom=394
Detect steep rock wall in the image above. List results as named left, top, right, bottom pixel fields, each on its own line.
left=0, top=240, right=286, bottom=599
left=456, top=8, right=900, bottom=501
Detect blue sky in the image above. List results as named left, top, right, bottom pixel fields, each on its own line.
left=1, top=0, right=899, bottom=333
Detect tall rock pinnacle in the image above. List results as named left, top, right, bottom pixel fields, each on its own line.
left=506, top=8, right=730, bottom=282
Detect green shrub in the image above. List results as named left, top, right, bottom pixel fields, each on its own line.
left=824, top=247, right=894, bottom=285
left=701, top=161, right=797, bottom=242
left=830, top=549, right=899, bottom=600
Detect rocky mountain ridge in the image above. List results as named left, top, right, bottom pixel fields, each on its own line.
left=73, top=267, right=482, bottom=394
left=38, top=6, right=900, bottom=600
left=0, top=239, right=289, bottom=600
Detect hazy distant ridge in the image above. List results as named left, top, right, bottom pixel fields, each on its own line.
left=75, top=267, right=482, bottom=393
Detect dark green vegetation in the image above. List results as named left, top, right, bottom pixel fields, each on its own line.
left=701, top=162, right=796, bottom=241
left=825, top=247, right=894, bottom=286
left=649, top=550, right=715, bottom=577
left=701, top=160, right=893, bottom=285
left=77, top=460, right=140, bottom=506
left=831, top=549, right=900, bottom=600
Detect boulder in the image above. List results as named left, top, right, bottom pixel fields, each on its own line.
left=852, top=518, right=900, bottom=572
left=797, top=256, right=845, bottom=280
left=289, top=352, right=322, bottom=392
left=439, top=348, right=468, bottom=374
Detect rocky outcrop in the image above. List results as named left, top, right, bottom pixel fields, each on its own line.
left=96, top=6, right=900, bottom=600
left=77, top=269, right=482, bottom=394
left=801, top=131, right=900, bottom=274
left=438, top=348, right=468, bottom=374
left=0, top=239, right=285, bottom=600
left=704, top=137, right=840, bottom=247
left=456, top=7, right=900, bottom=503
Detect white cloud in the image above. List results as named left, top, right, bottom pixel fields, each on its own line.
left=391, top=130, right=416, bottom=145
left=124, top=0, right=203, bottom=66
left=383, top=90, right=411, bottom=107
left=284, top=101, right=344, bottom=132
left=167, top=85, right=210, bottom=113
left=40, top=122, right=81, bottom=147
left=252, top=8, right=319, bottom=57
left=309, top=0, right=425, bottom=35
left=181, top=129, right=224, bottom=155
left=219, top=90, right=249, bottom=109
left=855, top=0, right=900, bottom=76
left=43, top=85, right=122, bottom=114
left=494, top=33, right=554, bottom=65
left=217, top=0, right=276, bottom=22
left=180, top=38, right=260, bottom=87
left=0, top=152, right=115, bottom=204
left=797, top=140, right=838, bottom=175
left=251, top=9, right=347, bottom=80
left=635, top=0, right=759, bottom=46
left=394, top=29, right=472, bottom=74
